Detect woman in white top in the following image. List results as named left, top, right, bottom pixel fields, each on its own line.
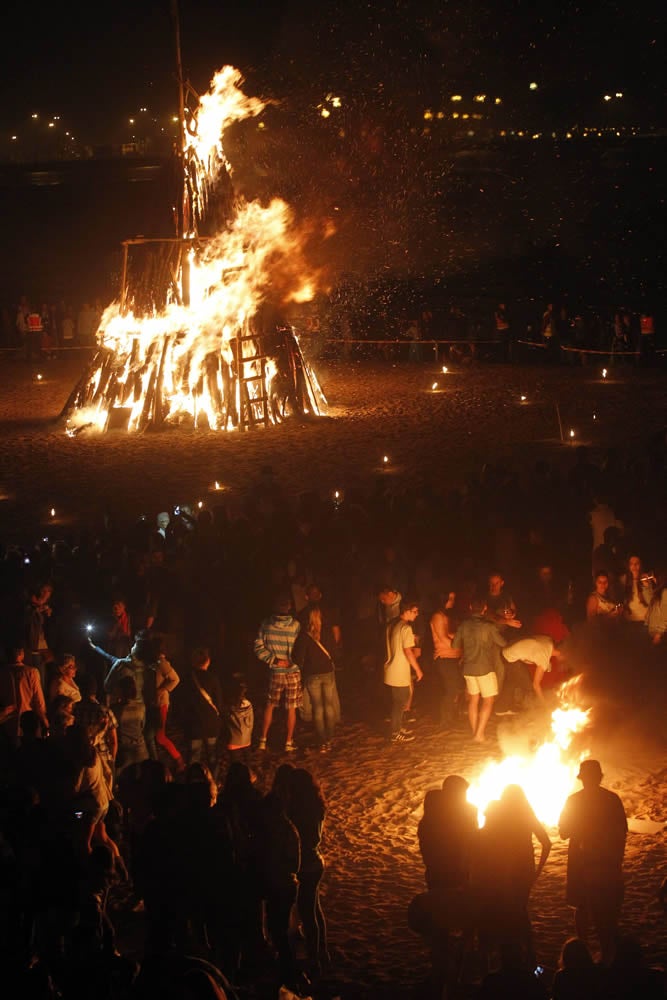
left=48, top=654, right=81, bottom=707
left=586, top=572, right=622, bottom=623
left=622, top=555, right=654, bottom=624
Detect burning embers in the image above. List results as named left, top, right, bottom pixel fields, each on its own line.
left=64, top=67, right=328, bottom=434
left=467, top=676, right=591, bottom=828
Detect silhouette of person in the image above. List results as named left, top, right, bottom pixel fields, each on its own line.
left=559, top=759, right=627, bottom=965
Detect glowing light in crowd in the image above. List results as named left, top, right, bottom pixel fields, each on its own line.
left=36, top=373, right=43, bottom=381
left=65, top=67, right=328, bottom=434
left=197, top=501, right=203, bottom=509
left=569, top=429, right=575, bottom=439
left=441, top=365, right=448, bottom=374
left=432, top=382, right=439, bottom=390
left=383, top=455, right=390, bottom=465
left=602, top=368, right=607, bottom=378
left=520, top=395, right=527, bottom=401
left=50, top=508, right=56, bottom=518
left=467, top=678, right=591, bottom=827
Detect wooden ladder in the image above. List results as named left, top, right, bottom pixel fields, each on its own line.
left=235, top=334, right=271, bottom=430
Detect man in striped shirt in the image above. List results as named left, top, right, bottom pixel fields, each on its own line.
left=254, top=592, right=301, bottom=752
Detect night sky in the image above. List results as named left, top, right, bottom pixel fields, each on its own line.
left=2, top=0, right=663, bottom=141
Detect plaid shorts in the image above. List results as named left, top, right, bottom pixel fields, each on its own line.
left=267, top=669, right=302, bottom=709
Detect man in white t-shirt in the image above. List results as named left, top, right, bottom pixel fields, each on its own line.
left=384, top=600, right=423, bottom=743
left=503, top=634, right=564, bottom=702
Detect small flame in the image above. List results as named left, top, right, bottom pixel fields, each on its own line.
left=383, top=455, right=389, bottom=464
left=432, top=381, right=438, bottom=390
left=569, top=428, right=575, bottom=438
left=50, top=507, right=55, bottom=517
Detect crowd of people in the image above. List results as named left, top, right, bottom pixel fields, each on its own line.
left=1, top=442, right=666, bottom=998
left=0, top=297, right=103, bottom=358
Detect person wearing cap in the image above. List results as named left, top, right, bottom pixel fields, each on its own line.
left=558, top=759, right=628, bottom=965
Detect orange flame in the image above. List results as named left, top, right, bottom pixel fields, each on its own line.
left=66, top=67, right=328, bottom=434
left=466, top=676, right=591, bottom=827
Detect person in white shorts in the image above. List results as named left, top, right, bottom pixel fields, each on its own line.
left=452, top=598, right=506, bottom=743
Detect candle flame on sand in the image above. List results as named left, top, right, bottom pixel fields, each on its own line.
left=466, top=676, right=591, bottom=828
left=66, top=67, right=328, bottom=434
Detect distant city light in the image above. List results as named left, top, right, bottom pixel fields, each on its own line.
left=529, top=82, right=538, bottom=90
left=451, top=95, right=462, bottom=102
left=473, top=94, right=486, bottom=103
left=604, top=95, right=612, bottom=102
left=615, top=92, right=623, bottom=98
left=11, top=135, right=17, bottom=140
left=48, top=122, right=55, bottom=128
left=171, top=115, right=179, bottom=122
left=31, top=113, right=38, bottom=119
left=494, top=97, right=502, bottom=104
left=423, top=110, right=433, bottom=120
left=320, top=107, right=330, bottom=118
left=129, top=118, right=135, bottom=124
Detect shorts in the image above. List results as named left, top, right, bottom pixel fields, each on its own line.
left=267, top=670, right=302, bottom=709
left=464, top=672, right=499, bottom=698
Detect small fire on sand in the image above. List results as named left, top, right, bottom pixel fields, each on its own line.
left=466, top=676, right=591, bottom=827
left=65, top=67, right=328, bottom=434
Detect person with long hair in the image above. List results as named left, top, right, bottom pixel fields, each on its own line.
left=477, top=784, right=551, bottom=969
left=286, top=767, right=329, bottom=975
left=93, top=631, right=184, bottom=774
left=646, top=568, right=667, bottom=644
left=622, top=554, right=654, bottom=624
left=292, top=606, right=338, bottom=751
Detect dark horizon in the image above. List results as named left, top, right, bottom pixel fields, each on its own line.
left=2, top=0, right=664, bottom=145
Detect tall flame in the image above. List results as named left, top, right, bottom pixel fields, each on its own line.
left=66, top=67, right=327, bottom=434
left=466, top=676, right=591, bottom=827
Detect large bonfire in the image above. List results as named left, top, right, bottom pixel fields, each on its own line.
left=64, top=67, right=327, bottom=434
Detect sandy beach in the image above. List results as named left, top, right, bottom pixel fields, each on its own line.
left=1, top=355, right=666, bottom=996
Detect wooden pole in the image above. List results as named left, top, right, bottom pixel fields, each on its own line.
left=171, top=0, right=190, bottom=306
left=555, top=402, right=564, bottom=443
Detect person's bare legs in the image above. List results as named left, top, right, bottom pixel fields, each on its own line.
left=286, top=707, right=297, bottom=743
left=261, top=703, right=274, bottom=740
left=532, top=665, right=546, bottom=702
left=467, top=692, right=479, bottom=737
left=474, top=696, right=495, bottom=742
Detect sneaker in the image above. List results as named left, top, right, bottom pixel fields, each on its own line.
left=391, top=730, right=415, bottom=743
left=258, top=737, right=267, bottom=750
left=319, top=742, right=332, bottom=753
left=284, top=741, right=297, bottom=753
